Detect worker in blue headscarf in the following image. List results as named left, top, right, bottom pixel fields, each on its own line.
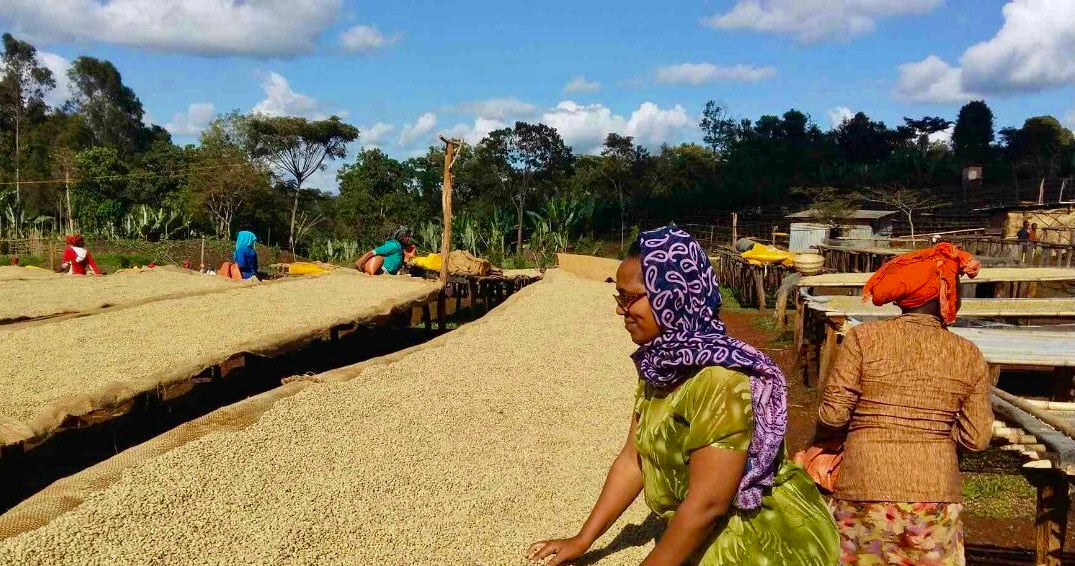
left=233, top=231, right=259, bottom=279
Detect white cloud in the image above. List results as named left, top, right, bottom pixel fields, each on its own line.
left=448, top=98, right=538, bottom=121
left=655, top=63, right=776, bottom=85
left=399, top=112, right=438, bottom=146
left=563, top=76, right=601, bottom=94
left=164, top=102, right=216, bottom=137
left=826, top=106, right=854, bottom=129
left=1064, top=109, right=1075, bottom=130
left=894, top=55, right=980, bottom=103
left=0, top=0, right=342, bottom=57
left=539, top=101, right=691, bottom=154
left=703, top=0, right=940, bottom=43
left=437, top=99, right=691, bottom=154
left=960, top=0, right=1075, bottom=94
left=36, top=51, right=74, bottom=109
left=251, top=72, right=335, bottom=119
left=445, top=116, right=509, bottom=145
left=361, top=122, right=395, bottom=146
left=928, top=124, right=955, bottom=146
left=339, top=25, right=400, bottom=53
left=895, top=1, right=1075, bottom=102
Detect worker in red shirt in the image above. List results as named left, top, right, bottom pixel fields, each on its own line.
left=61, top=234, right=102, bottom=276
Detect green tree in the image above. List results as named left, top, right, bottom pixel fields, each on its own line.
left=699, top=101, right=739, bottom=156
left=952, top=100, right=994, bottom=166
left=67, top=57, right=148, bottom=154
left=185, top=141, right=271, bottom=240
left=1019, top=116, right=1074, bottom=181
left=835, top=112, right=894, bottom=168
left=242, top=115, right=359, bottom=251
left=0, top=33, right=56, bottom=204
left=600, top=133, right=649, bottom=246
left=336, top=147, right=419, bottom=241
left=72, top=146, right=129, bottom=232
left=480, top=122, right=574, bottom=252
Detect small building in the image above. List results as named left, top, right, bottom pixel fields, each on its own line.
left=785, top=209, right=897, bottom=252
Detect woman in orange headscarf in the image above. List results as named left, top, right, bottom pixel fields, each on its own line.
left=815, top=243, right=993, bottom=565
left=61, top=234, right=102, bottom=276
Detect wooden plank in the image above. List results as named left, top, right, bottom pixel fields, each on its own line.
left=805, top=296, right=1075, bottom=319
left=798, top=267, right=1075, bottom=289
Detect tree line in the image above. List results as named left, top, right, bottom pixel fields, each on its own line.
left=2, top=33, right=1073, bottom=258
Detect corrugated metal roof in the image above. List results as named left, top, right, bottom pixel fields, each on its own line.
left=786, top=209, right=898, bottom=220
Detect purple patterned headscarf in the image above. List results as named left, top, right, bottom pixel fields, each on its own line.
left=630, top=226, right=788, bottom=510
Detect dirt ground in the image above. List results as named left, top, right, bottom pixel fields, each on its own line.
left=720, top=308, right=1073, bottom=562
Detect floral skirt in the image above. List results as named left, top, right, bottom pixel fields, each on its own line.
left=829, top=499, right=964, bottom=566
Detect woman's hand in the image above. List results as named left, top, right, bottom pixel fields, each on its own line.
left=526, top=535, right=591, bottom=565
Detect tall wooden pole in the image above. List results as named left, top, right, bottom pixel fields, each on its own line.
left=439, top=136, right=460, bottom=284
left=437, top=136, right=461, bottom=330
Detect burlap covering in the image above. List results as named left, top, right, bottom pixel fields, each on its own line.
left=0, top=277, right=535, bottom=541
left=0, top=276, right=440, bottom=455
left=447, top=250, right=491, bottom=276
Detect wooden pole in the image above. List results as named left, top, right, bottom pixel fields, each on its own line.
left=731, top=212, right=738, bottom=246
left=439, top=136, right=460, bottom=284
left=438, top=136, right=461, bottom=330
left=200, top=236, right=206, bottom=272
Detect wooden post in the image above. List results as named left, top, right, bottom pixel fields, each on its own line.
left=754, top=268, right=766, bottom=310
left=438, top=136, right=461, bottom=329
left=439, top=136, right=460, bottom=284
left=200, top=236, right=206, bottom=271
left=1025, top=467, right=1071, bottom=566
left=817, top=319, right=841, bottom=390
left=731, top=212, right=738, bottom=246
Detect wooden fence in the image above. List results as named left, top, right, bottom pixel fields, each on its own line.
left=710, top=246, right=795, bottom=309
left=948, top=236, right=1075, bottom=268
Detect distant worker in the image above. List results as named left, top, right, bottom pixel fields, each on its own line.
left=61, top=234, right=101, bottom=276
left=1016, top=220, right=1030, bottom=241
left=233, top=231, right=259, bottom=280
left=1029, top=222, right=1040, bottom=242
left=355, top=226, right=416, bottom=275
left=816, top=242, right=992, bottom=565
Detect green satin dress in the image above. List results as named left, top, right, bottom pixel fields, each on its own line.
left=634, top=367, right=840, bottom=565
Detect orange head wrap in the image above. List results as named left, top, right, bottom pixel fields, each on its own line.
left=65, top=233, right=84, bottom=247
left=862, top=242, right=980, bottom=324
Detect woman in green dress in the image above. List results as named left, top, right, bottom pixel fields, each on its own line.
left=528, top=227, right=838, bottom=565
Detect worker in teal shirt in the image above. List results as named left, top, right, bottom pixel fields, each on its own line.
left=355, top=227, right=416, bottom=275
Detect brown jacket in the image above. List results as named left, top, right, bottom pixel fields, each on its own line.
left=818, top=314, right=993, bottom=503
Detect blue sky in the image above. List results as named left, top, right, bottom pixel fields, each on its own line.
left=3, top=0, right=1073, bottom=191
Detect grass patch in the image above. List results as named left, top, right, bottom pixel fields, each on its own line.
left=0, top=255, right=45, bottom=268
left=749, top=311, right=795, bottom=348
left=719, top=287, right=741, bottom=310
left=962, top=473, right=1035, bottom=520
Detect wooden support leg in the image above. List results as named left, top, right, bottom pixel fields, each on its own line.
left=1052, top=367, right=1074, bottom=402
left=436, top=292, right=447, bottom=331
left=754, top=270, right=767, bottom=310
left=816, top=321, right=839, bottom=390
left=1023, top=467, right=1071, bottom=566
left=422, top=304, right=433, bottom=333
left=774, top=287, right=789, bottom=328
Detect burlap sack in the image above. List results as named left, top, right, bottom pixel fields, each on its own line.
left=447, top=250, right=490, bottom=276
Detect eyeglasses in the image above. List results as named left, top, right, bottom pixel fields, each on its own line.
left=614, top=292, right=646, bottom=311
